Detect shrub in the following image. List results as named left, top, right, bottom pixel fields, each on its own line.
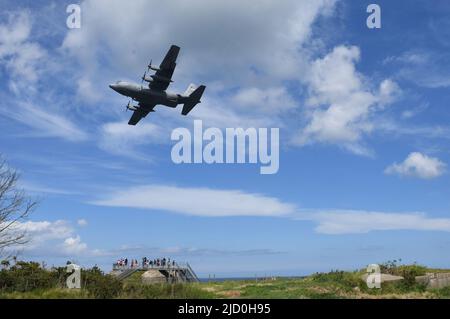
left=0, top=261, right=59, bottom=292
left=82, top=267, right=122, bottom=299
left=379, top=260, right=427, bottom=288
left=312, top=270, right=361, bottom=290
left=398, top=265, right=427, bottom=286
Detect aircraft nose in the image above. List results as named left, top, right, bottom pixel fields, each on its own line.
left=109, top=83, right=121, bottom=93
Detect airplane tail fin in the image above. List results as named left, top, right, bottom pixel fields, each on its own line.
left=182, top=85, right=206, bottom=116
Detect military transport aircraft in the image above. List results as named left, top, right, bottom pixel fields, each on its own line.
left=109, top=45, right=206, bottom=125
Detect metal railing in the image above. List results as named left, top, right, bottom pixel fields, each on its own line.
left=186, top=263, right=199, bottom=281
left=112, top=262, right=199, bottom=282
left=112, top=262, right=186, bottom=271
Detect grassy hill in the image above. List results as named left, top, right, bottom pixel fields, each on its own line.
left=1, top=261, right=450, bottom=299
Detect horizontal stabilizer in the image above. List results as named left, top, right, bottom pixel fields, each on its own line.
left=182, top=85, right=206, bottom=116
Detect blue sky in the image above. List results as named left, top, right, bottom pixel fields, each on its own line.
left=1, top=0, right=450, bottom=277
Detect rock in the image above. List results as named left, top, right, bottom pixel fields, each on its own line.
left=361, top=273, right=404, bottom=283
left=141, top=269, right=167, bottom=284
left=416, top=273, right=450, bottom=289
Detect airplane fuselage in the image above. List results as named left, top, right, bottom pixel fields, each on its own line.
left=109, top=81, right=189, bottom=108
left=109, top=45, right=205, bottom=125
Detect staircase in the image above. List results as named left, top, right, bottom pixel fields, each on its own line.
left=116, top=267, right=139, bottom=280
left=184, top=263, right=199, bottom=282
left=160, top=263, right=199, bottom=283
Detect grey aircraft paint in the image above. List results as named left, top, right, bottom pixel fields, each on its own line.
left=109, top=45, right=206, bottom=125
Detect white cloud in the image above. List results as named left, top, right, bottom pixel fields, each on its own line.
left=378, top=79, right=401, bottom=106
left=0, top=101, right=88, bottom=142
left=385, top=50, right=450, bottom=88
left=5, top=204, right=450, bottom=265
left=401, top=103, right=429, bottom=119
left=376, top=119, right=450, bottom=141
left=2, top=220, right=96, bottom=257
left=232, top=87, right=296, bottom=114
left=385, top=152, right=446, bottom=179
left=383, top=52, right=429, bottom=65
left=189, top=94, right=284, bottom=129
left=0, top=11, right=46, bottom=90
left=99, top=121, right=165, bottom=158
left=76, top=76, right=102, bottom=103
left=20, top=181, right=77, bottom=195
left=297, top=210, right=450, bottom=234
left=4, top=220, right=74, bottom=250
left=294, top=46, right=400, bottom=155
left=62, top=236, right=88, bottom=255
left=77, top=219, right=88, bottom=227
left=0, top=11, right=88, bottom=143
left=92, top=185, right=296, bottom=217
left=62, top=0, right=336, bottom=84
left=92, top=184, right=450, bottom=235
left=56, top=0, right=349, bottom=155
left=59, top=0, right=337, bottom=141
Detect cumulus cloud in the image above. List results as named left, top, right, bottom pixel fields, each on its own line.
left=91, top=185, right=296, bottom=217
left=232, top=87, right=296, bottom=114
left=385, top=152, right=446, bottom=179
left=59, top=0, right=337, bottom=143
left=62, top=0, right=336, bottom=85
left=62, top=236, right=88, bottom=255
left=0, top=11, right=46, bottom=90
left=294, top=46, right=400, bottom=155
left=2, top=220, right=96, bottom=257
left=9, top=220, right=74, bottom=248
left=63, top=0, right=417, bottom=160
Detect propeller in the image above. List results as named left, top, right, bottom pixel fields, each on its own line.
left=125, top=100, right=131, bottom=112
left=141, top=59, right=154, bottom=84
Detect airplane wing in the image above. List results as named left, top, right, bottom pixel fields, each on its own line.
left=149, top=45, right=180, bottom=91
left=128, top=102, right=156, bottom=125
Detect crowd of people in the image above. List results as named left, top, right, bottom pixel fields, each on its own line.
left=114, top=257, right=177, bottom=269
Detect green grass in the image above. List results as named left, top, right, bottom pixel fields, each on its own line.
left=120, top=282, right=214, bottom=299
left=122, top=270, right=145, bottom=285
left=195, top=268, right=448, bottom=299
left=431, top=286, right=450, bottom=299
left=0, top=284, right=213, bottom=299
left=0, top=288, right=89, bottom=299
left=1, top=277, right=449, bottom=299
left=2, top=261, right=450, bottom=299
left=199, top=277, right=349, bottom=299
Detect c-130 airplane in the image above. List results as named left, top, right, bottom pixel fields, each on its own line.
left=109, top=45, right=206, bottom=125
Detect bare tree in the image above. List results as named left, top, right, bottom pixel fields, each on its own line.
left=0, top=158, right=37, bottom=258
